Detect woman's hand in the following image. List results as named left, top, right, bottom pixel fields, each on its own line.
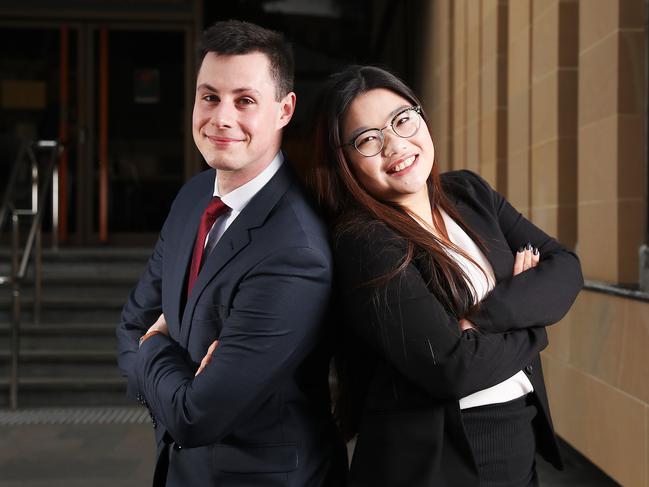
left=513, top=243, right=539, bottom=276
left=460, top=243, right=540, bottom=332
left=195, top=340, right=219, bottom=376
left=459, top=318, right=475, bottom=331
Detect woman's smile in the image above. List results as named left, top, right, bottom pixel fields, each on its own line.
left=342, top=88, right=435, bottom=206
left=386, top=154, right=418, bottom=175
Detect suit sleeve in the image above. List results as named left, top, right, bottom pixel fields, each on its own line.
left=133, top=246, right=332, bottom=448
left=334, top=227, right=548, bottom=400
left=461, top=170, right=584, bottom=333
left=116, top=224, right=165, bottom=401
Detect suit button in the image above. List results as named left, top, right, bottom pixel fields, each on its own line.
left=524, top=364, right=533, bottom=375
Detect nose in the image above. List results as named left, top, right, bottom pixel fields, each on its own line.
left=209, top=101, right=235, bottom=128
left=381, top=129, right=405, bottom=157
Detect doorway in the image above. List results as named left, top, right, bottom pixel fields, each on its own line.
left=0, top=22, right=193, bottom=245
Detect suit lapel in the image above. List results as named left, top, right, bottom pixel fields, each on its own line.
left=168, top=177, right=214, bottom=337
left=179, top=163, right=295, bottom=346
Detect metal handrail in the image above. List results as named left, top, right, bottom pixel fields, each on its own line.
left=0, top=143, right=28, bottom=235
left=0, top=139, right=61, bottom=409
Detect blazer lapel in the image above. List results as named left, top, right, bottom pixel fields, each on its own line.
left=446, top=186, right=513, bottom=282
left=179, top=163, right=295, bottom=346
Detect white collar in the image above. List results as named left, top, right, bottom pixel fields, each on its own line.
left=213, top=152, right=284, bottom=213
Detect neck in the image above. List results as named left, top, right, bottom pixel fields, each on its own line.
left=217, top=146, right=280, bottom=195
left=399, top=189, right=449, bottom=241
left=400, top=190, right=434, bottom=228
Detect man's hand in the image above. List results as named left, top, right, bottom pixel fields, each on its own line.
left=138, top=314, right=168, bottom=348
left=146, top=313, right=168, bottom=336
left=195, top=340, right=219, bottom=376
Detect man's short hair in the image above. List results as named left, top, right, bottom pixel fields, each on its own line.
left=197, top=20, right=294, bottom=100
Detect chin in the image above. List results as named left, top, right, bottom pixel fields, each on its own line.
left=204, top=156, right=239, bottom=171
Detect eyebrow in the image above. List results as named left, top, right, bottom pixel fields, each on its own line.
left=196, top=83, right=261, bottom=96
left=347, top=105, right=411, bottom=141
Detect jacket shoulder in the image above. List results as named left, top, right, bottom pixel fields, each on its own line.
left=256, top=179, right=332, bottom=258
left=178, top=168, right=215, bottom=196
left=332, top=215, right=407, bottom=272
left=441, top=169, right=499, bottom=211
left=441, top=169, right=493, bottom=198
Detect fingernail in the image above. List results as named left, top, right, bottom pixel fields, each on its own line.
left=525, top=242, right=533, bottom=251
left=533, top=247, right=539, bottom=255
left=518, top=246, right=525, bottom=252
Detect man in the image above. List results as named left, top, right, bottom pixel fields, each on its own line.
left=117, top=20, right=344, bottom=486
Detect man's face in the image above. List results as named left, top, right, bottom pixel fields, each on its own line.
left=192, top=51, right=295, bottom=193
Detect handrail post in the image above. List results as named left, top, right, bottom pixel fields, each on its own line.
left=10, top=211, right=21, bottom=411
left=31, top=149, right=38, bottom=215
left=34, top=224, right=42, bottom=325
left=52, top=164, right=59, bottom=251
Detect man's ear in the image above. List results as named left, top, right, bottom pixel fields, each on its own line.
left=277, top=91, right=296, bottom=129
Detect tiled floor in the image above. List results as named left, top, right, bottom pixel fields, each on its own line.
left=537, top=440, right=620, bottom=486
left=0, top=412, right=619, bottom=486
left=0, top=422, right=155, bottom=487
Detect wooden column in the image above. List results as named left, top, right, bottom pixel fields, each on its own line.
left=98, top=27, right=109, bottom=243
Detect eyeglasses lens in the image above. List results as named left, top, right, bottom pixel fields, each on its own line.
left=353, top=107, right=421, bottom=157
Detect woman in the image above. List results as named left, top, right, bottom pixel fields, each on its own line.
left=309, top=66, right=583, bottom=487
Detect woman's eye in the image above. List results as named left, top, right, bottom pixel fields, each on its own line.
left=357, top=135, right=376, bottom=146
left=395, top=115, right=411, bottom=126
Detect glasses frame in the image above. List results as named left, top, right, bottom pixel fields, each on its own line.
left=343, top=105, right=423, bottom=157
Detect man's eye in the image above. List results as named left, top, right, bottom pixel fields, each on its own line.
left=202, top=94, right=218, bottom=102
left=237, top=97, right=255, bottom=106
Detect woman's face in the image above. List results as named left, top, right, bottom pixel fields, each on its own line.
left=341, top=88, right=435, bottom=206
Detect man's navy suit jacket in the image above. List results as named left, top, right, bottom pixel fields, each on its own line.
left=116, top=163, right=344, bottom=486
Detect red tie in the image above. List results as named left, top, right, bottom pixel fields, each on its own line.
left=187, top=197, right=229, bottom=297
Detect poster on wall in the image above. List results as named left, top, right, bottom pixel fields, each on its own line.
left=134, top=69, right=160, bottom=104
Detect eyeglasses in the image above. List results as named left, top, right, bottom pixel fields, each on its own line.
left=343, top=106, right=422, bottom=157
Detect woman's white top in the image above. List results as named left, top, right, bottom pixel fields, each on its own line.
left=438, top=210, right=534, bottom=410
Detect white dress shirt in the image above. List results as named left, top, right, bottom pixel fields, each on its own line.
left=203, top=151, right=284, bottom=254
left=438, top=210, right=534, bottom=410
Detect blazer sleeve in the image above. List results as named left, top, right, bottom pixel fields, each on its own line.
left=459, top=170, right=584, bottom=333
left=116, top=223, right=165, bottom=401
left=133, top=245, right=332, bottom=448
left=334, top=226, right=548, bottom=400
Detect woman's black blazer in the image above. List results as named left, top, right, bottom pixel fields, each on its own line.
left=333, top=170, right=583, bottom=487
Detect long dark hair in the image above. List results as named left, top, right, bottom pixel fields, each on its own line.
left=309, top=65, right=487, bottom=439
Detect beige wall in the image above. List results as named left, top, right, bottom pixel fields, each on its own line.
left=543, top=291, right=649, bottom=486
left=578, top=0, right=645, bottom=284
left=422, top=0, right=648, bottom=484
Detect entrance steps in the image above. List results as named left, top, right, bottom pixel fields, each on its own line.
left=0, top=247, right=151, bottom=407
